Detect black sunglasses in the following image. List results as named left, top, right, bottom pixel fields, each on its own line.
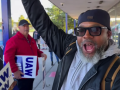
left=74, top=26, right=107, bottom=36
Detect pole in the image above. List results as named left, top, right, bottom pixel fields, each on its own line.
left=1, top=0, right=12, bottom=52
left=74, top=19, right=76, bottom=28
left=65, top=13, right=68, bottom=33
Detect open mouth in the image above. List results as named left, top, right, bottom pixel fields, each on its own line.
left=83, top=42, right=96, bottom=54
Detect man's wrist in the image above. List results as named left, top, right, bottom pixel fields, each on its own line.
left=12, top=68, right=19, bottom=73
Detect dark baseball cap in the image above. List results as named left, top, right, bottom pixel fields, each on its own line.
left=18, top=19, right=30, bottom=26
left=78, top=9, right=111, bottom=30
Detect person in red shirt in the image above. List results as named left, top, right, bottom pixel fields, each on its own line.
left=4, top=19, right=47, bottom=90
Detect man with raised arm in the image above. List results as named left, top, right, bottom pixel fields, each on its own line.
left=22, top=0, right=120, bottom=90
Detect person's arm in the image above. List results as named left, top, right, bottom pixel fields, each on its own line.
left=4, top=40, right=24, bottom=79
left=37, top=49, right=43, bottom=57
left=4, top=39, right=18, bottom=73
left=0, top=59, right=3, bottom=70
left=22, top=0, right=76, bottom=59
left=37, top=49, right=47, bottom=60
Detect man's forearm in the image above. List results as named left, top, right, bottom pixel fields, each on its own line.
left=22, top=0, right=48, bottom=34
left=37, top=49, right=43, bottom=57
left=22, top=0, right=75, bottom=59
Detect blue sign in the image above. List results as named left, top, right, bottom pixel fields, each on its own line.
left=15, top=57, right=24, bottom=77
left=13, top=55, right=37, bottom=78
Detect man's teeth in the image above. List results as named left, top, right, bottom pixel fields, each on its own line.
left=87, top=49, right=92, bottom=51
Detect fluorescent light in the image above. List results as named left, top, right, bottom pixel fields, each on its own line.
left=110, top=18, right=120, bottom=21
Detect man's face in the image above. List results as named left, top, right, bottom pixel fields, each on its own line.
left=77, top=22, right=111, bottom=58
left=18, top=24, right=29, bottom=36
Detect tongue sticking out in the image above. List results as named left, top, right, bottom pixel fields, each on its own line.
left=86, top=45, right=94, bottom=51
left=82, top=42, right=96, bottom=54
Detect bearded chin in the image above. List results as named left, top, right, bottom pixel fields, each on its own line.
left=79, top=44, right=105, bottom=64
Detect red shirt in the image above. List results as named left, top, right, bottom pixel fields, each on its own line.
left=4, top=31, right=43, bottom=76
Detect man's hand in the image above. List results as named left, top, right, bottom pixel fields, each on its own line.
left=41, top=53, right=47, bottom=60
left=13, top=70, right=24, bottom=79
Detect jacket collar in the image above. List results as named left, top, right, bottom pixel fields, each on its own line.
left=101, top=39, right=120, bottom=59
left=75, top=39, right=119, bottom=89
left=16, top=31, right=32, bottom=40
left=78, top=54, right=116, bottom=90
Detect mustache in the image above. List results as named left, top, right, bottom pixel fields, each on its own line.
left=81, top=39, right=97, bottom=47
left=24, top=29, right=29, bottom=31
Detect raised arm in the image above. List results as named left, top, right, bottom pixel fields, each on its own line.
left=22, top=0, right=76, bottom=59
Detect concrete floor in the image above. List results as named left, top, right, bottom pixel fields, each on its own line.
left=33, top=50, right=59, bottom=90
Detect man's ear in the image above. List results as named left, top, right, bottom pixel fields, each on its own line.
left=107, top=30, right=112, bottom=39
left=18, top=26, right=20, bottom=30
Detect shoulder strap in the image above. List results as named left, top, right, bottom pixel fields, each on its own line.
left=101, top=56, right=120, bottom=90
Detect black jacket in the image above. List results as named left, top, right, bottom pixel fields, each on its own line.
left=0, top=47, right=3, bottom=70
left=49, top=48, right=52, bottom=52
left=22, top=0, right=120, bottom=90
left=33, top=31, right=40, bottom=40
left=0, top=59, right=3, bottom=70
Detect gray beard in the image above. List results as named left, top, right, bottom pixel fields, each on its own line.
left=79, top=40, right=107, bottom=64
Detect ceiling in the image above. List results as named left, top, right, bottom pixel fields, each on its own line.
left=49, top=0, right=120, bottom=19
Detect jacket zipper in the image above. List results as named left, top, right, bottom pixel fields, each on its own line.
left=30, top=45, right=34, bottom=54
left=26, top=38, right=34, bottom=54
left=79, top=71, right=97, bottom=90
left=57, top=48, right=72, bottom=90
left=57, top=55, right=65, bottom=90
